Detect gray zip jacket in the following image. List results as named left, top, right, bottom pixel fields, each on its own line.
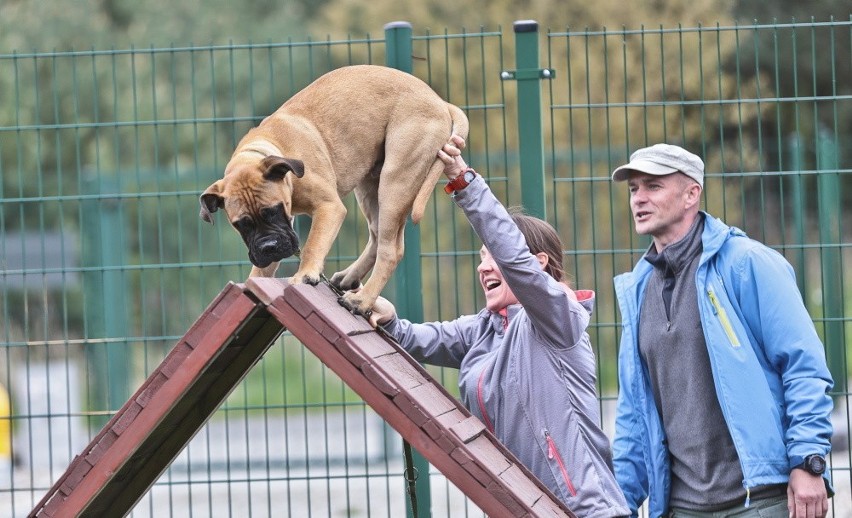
left=383, top=176, right=629, bottom=517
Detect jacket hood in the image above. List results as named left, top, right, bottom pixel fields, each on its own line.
left=574, top=289, right=596, bottom=315
left=699, top=212, right=745, bottom=263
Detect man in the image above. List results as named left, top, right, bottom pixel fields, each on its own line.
left=610, top=143, right=834, bottom=518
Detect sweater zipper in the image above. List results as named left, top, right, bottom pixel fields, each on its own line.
left=544, top=430, right=577, bottom=497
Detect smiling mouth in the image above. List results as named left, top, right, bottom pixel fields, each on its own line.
left=484, top=280, right=501, bottom=291
left=635, top=211, right=651, bottom=220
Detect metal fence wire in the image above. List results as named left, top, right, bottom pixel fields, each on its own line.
left=1, top=19, right=850, bottom=517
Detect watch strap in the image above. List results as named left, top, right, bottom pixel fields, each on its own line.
left=444, top=168, right=477, bottom=194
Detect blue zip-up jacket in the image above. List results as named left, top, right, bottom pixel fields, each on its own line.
left=612, top=212, right=834, bottom=518
left=384, top=176, right=630, bottom=517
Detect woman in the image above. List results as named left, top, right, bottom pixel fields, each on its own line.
left=370, top=136, right=629, bottom=517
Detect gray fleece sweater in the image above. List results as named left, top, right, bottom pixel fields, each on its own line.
left=383, top=176, right=629, bottom=517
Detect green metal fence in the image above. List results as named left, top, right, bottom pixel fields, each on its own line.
left=1, top=18, right=849, bottom=517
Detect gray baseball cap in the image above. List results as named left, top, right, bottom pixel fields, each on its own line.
left=611, top=143, right=704, bottom=187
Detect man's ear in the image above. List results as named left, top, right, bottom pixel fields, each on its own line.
left=684, top=182, right=703, bottom=210
left=262, top=156, right=305, bottom=181
left=199, top=181, right=225, bottom=224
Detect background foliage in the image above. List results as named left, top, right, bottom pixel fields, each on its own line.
left=1, top=0, right=849, bottom=390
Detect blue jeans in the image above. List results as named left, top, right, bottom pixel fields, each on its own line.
left=670, top=495, right=788, bottom=518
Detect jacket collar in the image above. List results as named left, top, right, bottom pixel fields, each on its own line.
left=615, top=211, right=734, bottom=303
left=644, top=212, right=705, bottom=276
left=698, top=211, right=747, bottom=265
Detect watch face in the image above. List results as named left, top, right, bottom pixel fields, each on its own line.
left=464, top=170, right=476, bottom=182
left=806, top=455, right=826, bottom=475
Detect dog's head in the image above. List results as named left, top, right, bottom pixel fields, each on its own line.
left=200, top=155, right=304, bottom=268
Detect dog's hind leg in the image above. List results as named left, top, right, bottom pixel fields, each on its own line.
left=338, top=218, right=404, bottom=316
left=338, top=154, right=428, bottom=315
left=329, top=177, right=380, bottom=292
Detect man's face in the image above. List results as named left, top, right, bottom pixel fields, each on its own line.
left=627, top=171, right=700, bottom=249
left=477, top=246, right=519, bottom=312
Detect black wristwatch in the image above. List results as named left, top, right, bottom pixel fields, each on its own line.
left=800, top=454, right=826, bottom=475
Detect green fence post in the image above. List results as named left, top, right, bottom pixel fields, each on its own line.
left=501, top=20, right=554, bottom=219
left=816, top=132, right=845, bottom=396
left=81, top=176, right=129, bottom=430
left=385, top=20, right=432, bottom=518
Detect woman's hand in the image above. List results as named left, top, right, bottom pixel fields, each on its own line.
left=368, top=295, right=397, bottom=328
left=437, top=134, right=468, bottom=180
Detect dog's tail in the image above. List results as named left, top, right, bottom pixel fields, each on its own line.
left=411, top=104, right=470, bottom=224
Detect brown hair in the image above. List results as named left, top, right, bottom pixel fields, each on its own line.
left=508, top=206, right=567, bottom=283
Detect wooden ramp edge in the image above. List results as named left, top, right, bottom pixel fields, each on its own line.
left=31, top=278, right=575, bottom=518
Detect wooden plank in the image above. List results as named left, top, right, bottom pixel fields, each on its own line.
left=498, top=463, right=547, bottom=508
left=395, top=383, right=456, bottom=426
left=370, top=353, right=429, bottom=391
left=334, top=331, right=397, bottom=367
left=449, top=415, right=488, bottom=444
left=450, top=446, right=494, bottom=487
left=460, top=434, right=514, bottom=479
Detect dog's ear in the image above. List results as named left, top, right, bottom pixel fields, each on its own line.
left=262, top=156, right=305, bottom=181
left=199, top=181, right=225, bottom=225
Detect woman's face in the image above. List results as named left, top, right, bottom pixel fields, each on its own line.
left=477, top=246, right=519, bottom=312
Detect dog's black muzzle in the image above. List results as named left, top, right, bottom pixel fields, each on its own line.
left=248, top=231, right=300, bottom=268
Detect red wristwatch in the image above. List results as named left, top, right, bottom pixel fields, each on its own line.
left=444, top=168, right=477, bottom=194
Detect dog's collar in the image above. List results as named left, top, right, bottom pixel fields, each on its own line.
left=240, top=140, right=284, bottom=160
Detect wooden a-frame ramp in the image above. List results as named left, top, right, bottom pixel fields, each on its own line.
left=30, top=278, right=575, bottom=517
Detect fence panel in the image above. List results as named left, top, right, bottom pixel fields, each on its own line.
left=1, top=19, right=849, bottom=517
left=544, top=20, right=850, bottom=517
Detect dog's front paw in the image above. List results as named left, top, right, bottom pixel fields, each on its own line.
left=338, top=291, right=375, bottom=319
left=290, top=271, right=322, bottom=286
left=329, top=271, right=361, bottom=292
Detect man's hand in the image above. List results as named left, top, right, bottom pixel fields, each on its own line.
left=368, top=295, right=397, bottom=328
left=437, top=134, right=468, bottom=180
left=788, top=468, right=828, bottom=518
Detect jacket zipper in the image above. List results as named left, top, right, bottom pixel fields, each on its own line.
left=476, top=366, right=495, bottom=433
left=707, top=288, right=741, bottom=347
left=708, top=289, right=755, bottom=510
left=544, top=430, right=577, bottom=497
